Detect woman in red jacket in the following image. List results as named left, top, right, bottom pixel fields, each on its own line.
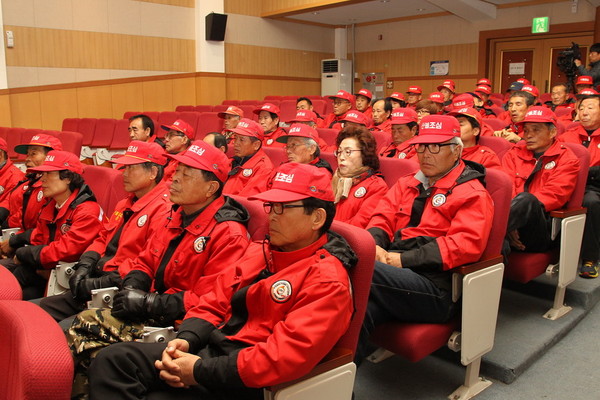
left=3, top=150, right=103, bottom=299
left=332, top=125, right=388, bottom=228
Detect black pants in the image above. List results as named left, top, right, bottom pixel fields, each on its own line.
left=38, top=291, right=84, bottom=329
left=507, top=192, right=554, bottom=252
left=88, top=341, right=262, bottom=400
left=0, top=258, right=46, bottom=300
left=581, top=188, right=600, bottom=261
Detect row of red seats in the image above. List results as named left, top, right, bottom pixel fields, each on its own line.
left=0, top=127, right=82, bottom=161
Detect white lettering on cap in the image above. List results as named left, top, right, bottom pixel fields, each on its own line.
left=528, top=110, right=543, bottom=116
left=458, top=108, right=468, bottom=113
left=421, top=122, right=443, bottom=130
left=455, top=101, right=466, bottom=107
left=127, top=145, right=138, bottom=153
left=45, top=155, right=55, bottom=162
left=32, top=136, right=40, bottom=140
left=238, top=121, right=250, bottom=128
left=348, top=112, right=358, bottom=118
left=263, top=105, right=271, bottom=110
left=274, top=172, right=294, bottom=183
left=289, top=126, right=302, bottom=134
left=188, top=145, right=205, bottom=157
left=337, top=91, right=344, bottom=96
left=173, top=121, right=181, bottom=126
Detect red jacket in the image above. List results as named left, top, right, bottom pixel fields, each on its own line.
left=378, top=141, right=417, bottom=159
left=126, top=195, right=250, bottom=310
left=163, top=160, right=178, bottom=182
left=29, top=185, right=104, bottom=269
left=462, top=145, right=502, bottom=169
left=370, top=119, right=392, bottom=136
left=367, top=161, right=493, bottom=288
left=0, top=160, right=24, bottom=205
left=86, top=183, right=172, bottom=274
left=262, top=127, right=286, bottom=148
left=1, top=175, right=45, bottom=230
left=223, top=149, right=274, bottom=197
left=178, top=233, right=354, bottom=388
left=502, top=140, right=580, bottom=212
left=559, top=124, right=600, bottom=167
left=335, top=174, right=388, bottom=228
left=321, top=111, right=348, bottom=131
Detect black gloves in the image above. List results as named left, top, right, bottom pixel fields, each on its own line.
left=111, top=288, right=185, bottom=326
left=68, top=251, right=101, bottom=301
left=9, top=229, right=33, bottom=249
left=15, top=244, right=45, bottom=268
left=71, top=271, right=122, bottom=302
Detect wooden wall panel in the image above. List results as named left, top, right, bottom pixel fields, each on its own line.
left=172, top=77, right=197, bottom=107
left=77, top=86, right=113, bottom=118
left=226, top=43, right=333, bottom=78
left=111, top=82, right=146, bottom=118
left=40, top=89, right=79, bottom=129
left=136, top=0, right=194, bottom=7
left=142, top=80, right=174, bottom=111
left=5, top=26, right=195, bottom=72
left=225, top=0, right=262, bottom=16
left=196, top=76, right=227, bottom=105
left=226, top=77, right=320, bottom=100
left=10, top=92, right=42, bottom=129
left=0, top=95, right=12, bottom=127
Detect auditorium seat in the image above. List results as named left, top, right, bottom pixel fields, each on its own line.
left=238, top=105, right=256, bottom=120
left=0, top=265, right=21, bottom=300
left=483, top=118, right=507, bottom=131
left=108, top=119, right=131, bottom=150
left=555, top=107, right=574, bottom=119
left=278, top=100, right=298, bottom=124
left=175, top=105, right=194, bottom=112
left=58, top=130, right=84, bottom=156
left=193, top=105, right=213, bottom=113
left=479, top=135, right=514, bottom=160
left=316, top=128, right=338, bottom=147
left=61, top=118, right=79, bottom=133
left=490, top=105, right=506, bottom=118
left=378, top=157, right=419, bottom=188
left=77, top=118, right=98, bottom=147
left=504, top=142, right=589, bottom=320
left=368, top=168, right=511, bottom=399
left=222, top=100, right=240, bottom=106
left=196, top=112, right=223, bottom=139
left=83, top=165, right=128, bottom=215
left=240, top=100, right=261, bottom=106
left=264, top=220, right=375, bottom=400
left=122, top=111, right=138, bottom=120
left=158, top=111, right=179, bottom=129
left=311, top=99, right=327, bottom=116
left=539, top=93, right=552, bottom=103
left=7, top=127, right=27, bottom=160
left=371, top=130, right=391, bottom=152
left=178, top=112, right=200, bottom=137
left=212, top=104, right=229, bottom=114
left=92, top=118, right=116, bottom=149
left=264, top=95, right=282, bottom=101
left=320, top=151, right=337, bottom=171
left=263, top=146, right=288, bottom=168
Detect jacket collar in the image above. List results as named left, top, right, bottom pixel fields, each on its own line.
left=269, top=234, right=328, bottom=274
left=167, top=195, right=225, bottom=235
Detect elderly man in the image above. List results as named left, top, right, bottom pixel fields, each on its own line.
left=386, top=92, right=406, bottom=109
left=502, top=107, right=580, bottom=253
left=494, top=90, right=535, bottom=143
left=217, top=106, right=243, bottom=137
left=378, top=108, right=418, bottom=159
left=0, top=137, right=24, bottom=206
left=67, top=141, right=250, bottom=397
left=203, top=132, right=228, bottom=153
left=160, top=119, right=194, bottom=180
left=38, top=141, right=171, bottom=327
left=358, top=115, right=494, bottom=361
left=322, top=90, right=355, bottom=130
left=405, top=86, right=422, bottom=108
left=370, top=98, right=392, bottom=135
left=560, top=94, right=600, bottom=277
left=277, top=123, right=332, bottom=173
left=545, top=83, right=576, bottom=112
left=223, top=118, right=274, bottom=197
left=128, top=114, right=164, bottom=148
left=437, top=79, right=455, bottom=107
left=287, top=109, right=331, bottom=152
left=355, top=88, right=374, bottom=121
left=254, top=103, right=286, bottom=147
left=87, top=162, right=355, bottom=400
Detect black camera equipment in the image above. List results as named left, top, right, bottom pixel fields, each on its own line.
left=556, top=42, right=582, bottom=93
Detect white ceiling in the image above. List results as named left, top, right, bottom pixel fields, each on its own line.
left=286, top=0, right=542, bottom=26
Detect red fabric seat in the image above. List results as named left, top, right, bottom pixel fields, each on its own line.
left=479, top=135, right=514, bottom=160
left=316, top=128, right=338, bottom=147
left=378, top=157, right=419, bottom=188
left=484, top=118, right=506, bottom=131
left=279, top=100, right=298, bottom=123
left=83, top=165, right=128, bottom=215
left=108, top=119, right=130, bottom=150
left=158, top=111, right=179, bottom=129
left=178, top=112, right=200, bottom=137
left=222, top=100, right=240, bottom=106
left=0, top=265, right=22, bottom=300
left=78, top=118, right=98, bottom=147
left=263, top=146, right=288, bottom=168
left=58, top=130, right=84, bottom=156
left=7, top=127, right=27, bottom=160
left=175, top=105, right=194, bottom=112
left=61, top=118, right=79, bottom=133
left=229, top=195, right=269, bottom=241
left=196, top=112, right=223, bottom=139
left=194, top=105, right=213, bottom=113
left=92, top=118, right=116, bottom=148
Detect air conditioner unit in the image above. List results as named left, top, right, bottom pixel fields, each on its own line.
left=321, top=59, right=353, bottom=97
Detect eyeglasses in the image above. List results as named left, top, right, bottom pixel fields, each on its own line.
left=165, top=132, right=186, bottom=140
left=416, top=109, right=431, bottom=115
left=415, top=143, right=455, bottom=154
left=285, top=143, right=305, bottom=151
left=334, top=148, right=362, bottom=157
left=263, top=202, right=305, bottom=215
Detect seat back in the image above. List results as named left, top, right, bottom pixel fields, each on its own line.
left=0, top=301, right=73, bottom=399
left=561, top=142, right=589, bottom=208
left=320, top=152, right=338, bottom=171
left=222, top=100, right=240, bottom=106
left=196, top=112, right=223, bottom=139
left=263, top=147, right=288, bottom=168
left=378, top=158, right=419, bottom=188
left=78, top=118, right=98, bottom=146
left=316, top=128, right=338, bottom=147
left=7, top=127, right=27, bottom=160
left=478, top=135, right=514, bottom=160
left=92, top=118, right=116, bottom=148
left=0, top=266, right=21, bottom=300
left=483, top=118, right=506, bottom=131
left=59, top=130, right=84, bottom=156
left=178, top=112, right=200, bottom=137
left=61, top=118, right=79, bottom=133
left=371, top=130, right=392, bottom=153
left=279, top=100, right=298, bottom=123
left=311, top=99, right=327, bottom=116
left=109, top=119, right=131, bottom=150
left=229, top=195, right=269, bottom=241
left=481, top=168, right=512, bottom=258
left=555, top=107, right=573, bottom=119
left=175, top=105, right=194, bottom=112
left=194, top=105, right=214, bottom=113
left=83, top=165, right=128, bottom=215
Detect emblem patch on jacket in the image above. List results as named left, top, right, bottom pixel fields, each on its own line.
left=194, top=236, right=207, bottom=253
left=544, top=161, right=556, bottom=170
left=37, top=191, right=44, bottom=202
left=266, top=139, right=274, bottom=145
left=243, top=169, right=253, bottom=177
left=137, top=215, right=148, bottom=227
left=432, top=193, right=446, bottom=207
left=271, top=280, right=292, bottom=303
left=354, top=187, right=367, bottom=198
left=60, top=223, right=71, bottom=234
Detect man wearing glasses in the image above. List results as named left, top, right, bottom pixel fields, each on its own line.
left=87, top=163, right=355, bottom=400
left=322, top=90, right=355, bottom=130
left=276, top=123, right=332, bottom=174
left=160, top=119, right=194, bottom=180
left=357, top=115, right=494, bottom=360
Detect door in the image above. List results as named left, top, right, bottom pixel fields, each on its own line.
left=500, top=50, right=533, bottom=92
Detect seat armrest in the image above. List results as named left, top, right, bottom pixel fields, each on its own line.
left=550, top=207, right=586, bottom=219
left=457, top=256, right=503, bottom=276
left=268, top=347, right=353, bottom=392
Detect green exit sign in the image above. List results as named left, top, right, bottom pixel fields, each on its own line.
left=532, top=17, right=549, bottom=33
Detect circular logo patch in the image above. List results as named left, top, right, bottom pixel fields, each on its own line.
left=242, top=168, right=253, bottom=177
left=544, top=161, right=556, bottom=170
left=137, top=215, right=148, bottom=227
left=194, top=236, right=207, bottom=253
left=597, top=143, right=600, bottom=148
left=354, top=187, right=367, bottom=198
left=398, top=152, right=407, bottom=159
left=271, top=280, right=292, bottom=303
left=309, top=185, right=317, bottom=193
left=432, top=193, right=446, bottom=207
left=267, top=139, right=274, bottom=145
left=37, top=191, right=44, bottom=202
left=0, top=186, right=5, bottom=195
left=60, top=223, right=71, bottom=234
left=23, top=185, right=29, bottom=191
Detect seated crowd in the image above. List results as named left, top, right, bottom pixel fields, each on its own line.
left=1, top=53, right=600, bottom=398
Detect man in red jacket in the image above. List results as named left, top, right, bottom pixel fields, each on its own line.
left=322, top=90, right=355, bottom=130
left=502, top=107, right=580, bottom=253
left=254, top=103, right=286, bottom=147
left=223, top=118, right=274, bottom=197
left=0, top=137, right=24, bottom=205
left=38, top=141, right=171, bottom=326
left=87, top=163, right=355, bottom=400
left=559, top=94, right=600, bottom=277
left=358, top=115, right=494, bottom=361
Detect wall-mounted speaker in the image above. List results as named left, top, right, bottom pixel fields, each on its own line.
left=206, top=13, right=228, bottom=41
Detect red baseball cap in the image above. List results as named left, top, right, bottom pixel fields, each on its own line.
left=329, top=90, right=355, bottom=104
left=517, top=78, right=530, bottom=85
left=477, top=78, right=492, bottom=87
left=288, top=109, right=318, bottom=124
left=428, top=92, right=445, bottom=104
left=111, top=141, right=167, bottom=166
left=161, top=119, right=194, bottom=140
left=15, top=133, right=63, bottom=155
left=341, top=110, right=369, bottom=126
left=29, top=150, right=84, bottom=174
left=387, top=92, right=405, bottom=102
left=448, top=106, right=483, bottom=126
left=436, top=80, right=455, bottom=93
left=355, top=88, right=373, bottom=100
left=167, top=140, right=230, bottom=182
left=276, top=124, right=319, bottom=143
left=576, top=76, right=593, bottom=86
left=518, top=106, right=557, bottom=127
left=406, top=86, right=422, bottom=94
left=475, top=85, right=492, bottom=95
left=410, top=115, right=460, bottom=144
left=577, top=88, right=600, bottom=98
left=451, top=93, right=476, bottom=109
left=0, top=138, right=8, bottom=153
left=521, top=85, right=539, bottom=98
left=227, top=118, right=264, bottom=139
left=249, top=162, right=334, bottom=202
left=253, top=103, right=281, bottom=116
left=218, top=106, right=244, bottom=119
left=390, top=108, right=418, bottom=124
